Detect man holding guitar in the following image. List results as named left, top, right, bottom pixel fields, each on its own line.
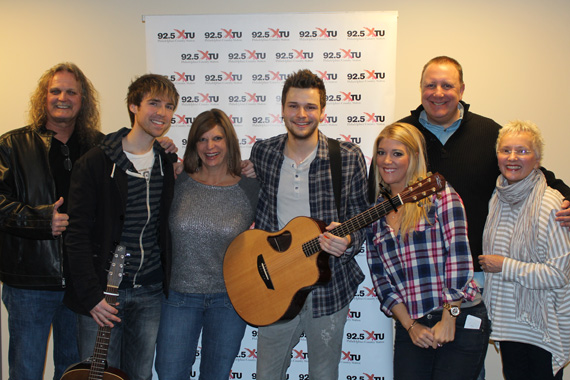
left=250, top=69, right=369, bottom=380
left=64, top=74, right=179, bottom=380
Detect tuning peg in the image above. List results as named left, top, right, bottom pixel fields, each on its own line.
left=427, top=171, right=432, bottom=176
left=406, top=179, right=419, bottom=187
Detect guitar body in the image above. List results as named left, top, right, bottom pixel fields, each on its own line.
left=224, top=216, right=330, bottom=326
left=224, top=173, right=446, bottom=327
left=60, top=362, right=129, bottom=380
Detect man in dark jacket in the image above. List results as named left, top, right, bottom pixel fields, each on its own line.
left=0, top=63, right=102, bottom=380
left=64, top=74, right=179, bottom=380
left=395, top=56, right=570, bottom=273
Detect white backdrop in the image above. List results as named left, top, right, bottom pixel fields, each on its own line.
left=145, top=12, right=397, bottom=380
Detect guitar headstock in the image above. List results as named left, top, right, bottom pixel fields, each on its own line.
left=399, top=173, right=446, bottom=205
left=107, top=245, right=126, bottom=288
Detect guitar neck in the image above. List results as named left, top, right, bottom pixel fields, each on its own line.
left=89, top=285, right=119, bottom=378
left=334, top=194, right=403, bottom=237
left=302, top=194, right=402, bottom=257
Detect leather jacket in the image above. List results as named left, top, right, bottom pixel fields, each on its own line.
left=0, top=125, right=99, bottom=288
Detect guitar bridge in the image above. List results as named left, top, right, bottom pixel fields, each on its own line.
left=257, top=254, right=274, bottom=290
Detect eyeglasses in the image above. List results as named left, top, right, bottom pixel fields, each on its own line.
left=61, top=144, right=72, bottom=171
left=497, top=148, right=533, bottom=157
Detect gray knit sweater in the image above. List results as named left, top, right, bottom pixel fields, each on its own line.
left=169, top=174, right=259, bottom=293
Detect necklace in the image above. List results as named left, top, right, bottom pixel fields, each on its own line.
left=192, top=170, right=235, bottom=187
left=388, top=211, right=401, bottom=220
left=199, top=176, right=230, bottom=186
left=387, top=210, right=402, bottom=234
left=200, top=178, right=225, bottom=186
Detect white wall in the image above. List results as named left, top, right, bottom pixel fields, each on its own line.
left=1, top=0, right=569, bottom=379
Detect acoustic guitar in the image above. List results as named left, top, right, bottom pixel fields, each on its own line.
left=223, top=173, right=445, bottom=326
left=61, top=245, right=129, bottom=380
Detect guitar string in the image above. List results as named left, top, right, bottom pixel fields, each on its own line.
left=83, top=250, right=124, bottom=379
left=302, top=198, right=399, bottom=256
left=256, top=178, right=439, bottom=280
left=264, top=198, right=400, bottom=274
left=90, top=289, right=116, bottom=377
left=326, top=179, right=438, bottom=244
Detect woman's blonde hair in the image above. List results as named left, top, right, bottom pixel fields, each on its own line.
left=371, top=122, right=432, bottom=237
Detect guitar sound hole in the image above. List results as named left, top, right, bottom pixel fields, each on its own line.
left=267, top=231, right=292, bottom=252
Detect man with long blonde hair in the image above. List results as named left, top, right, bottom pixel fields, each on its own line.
left=0, top=62, right=102, bottom=380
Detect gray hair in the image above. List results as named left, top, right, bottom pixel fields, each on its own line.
left=497, top=120, right=544, bottom=162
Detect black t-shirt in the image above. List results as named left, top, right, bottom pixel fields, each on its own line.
left=49, top=132, right=80, bottom=214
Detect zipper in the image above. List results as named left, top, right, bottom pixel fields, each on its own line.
left=132, top=170, right=151, bottom=288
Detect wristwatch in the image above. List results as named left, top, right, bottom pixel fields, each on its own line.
left=443, top=303, right=460, bottom=317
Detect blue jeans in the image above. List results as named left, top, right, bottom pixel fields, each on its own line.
left=2, top=284, right=79, bottom=380
left=77, top=282, right=162, bottom=380
left=394, top=302, right=490, bottom=380
left=155, top=291, right=247, bottom=380
left=256, top=292, right=349, bottom=380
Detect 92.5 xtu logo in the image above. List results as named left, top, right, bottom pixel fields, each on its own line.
left=204, top=29, right=242, bottom=39
left=298, top=28, right=338, bottom=38
left=275, top=50, right=314, bottom=60
left=157, top=29, right=195, bottom=40
left=251, top=28, right=290, bottom=39
left=180, top=93, right=219, bottom=104
left=346, top=27, right=386, bottom=38
left=204, top=72, right=243, bottom=82
left=228, top=50, right=266, bottom=60
left=180, top=50, right=219, bottom=61
left=323, top=49, right=362, bottom=60
left=228, top=93, right=266, bottom=103
left=251, top=71, right=289, bottom=82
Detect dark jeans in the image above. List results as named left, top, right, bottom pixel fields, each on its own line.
left=77, top=282, right=162, bottom=380
left=500, top=341, right=563, bottom=380
left=394, top=302, right=490, bottom=380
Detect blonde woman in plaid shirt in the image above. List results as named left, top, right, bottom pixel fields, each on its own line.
left=366, top=122, right=489, bottom=380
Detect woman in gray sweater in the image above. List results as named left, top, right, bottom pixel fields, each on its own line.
left=155, top=109, right=259, bottom=380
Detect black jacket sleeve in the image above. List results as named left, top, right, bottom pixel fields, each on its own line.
left=541, top=167, right=570, bottom=200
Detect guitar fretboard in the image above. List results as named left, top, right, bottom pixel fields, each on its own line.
left=89, top=285, right=118, bottom=380
left=301, top=194, right=403, bottom=257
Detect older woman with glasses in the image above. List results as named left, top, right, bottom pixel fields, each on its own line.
left=479, top=120, right=570, bottom=380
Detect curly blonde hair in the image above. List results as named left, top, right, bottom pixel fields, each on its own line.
left=28, top=62, right=100, bottom=145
